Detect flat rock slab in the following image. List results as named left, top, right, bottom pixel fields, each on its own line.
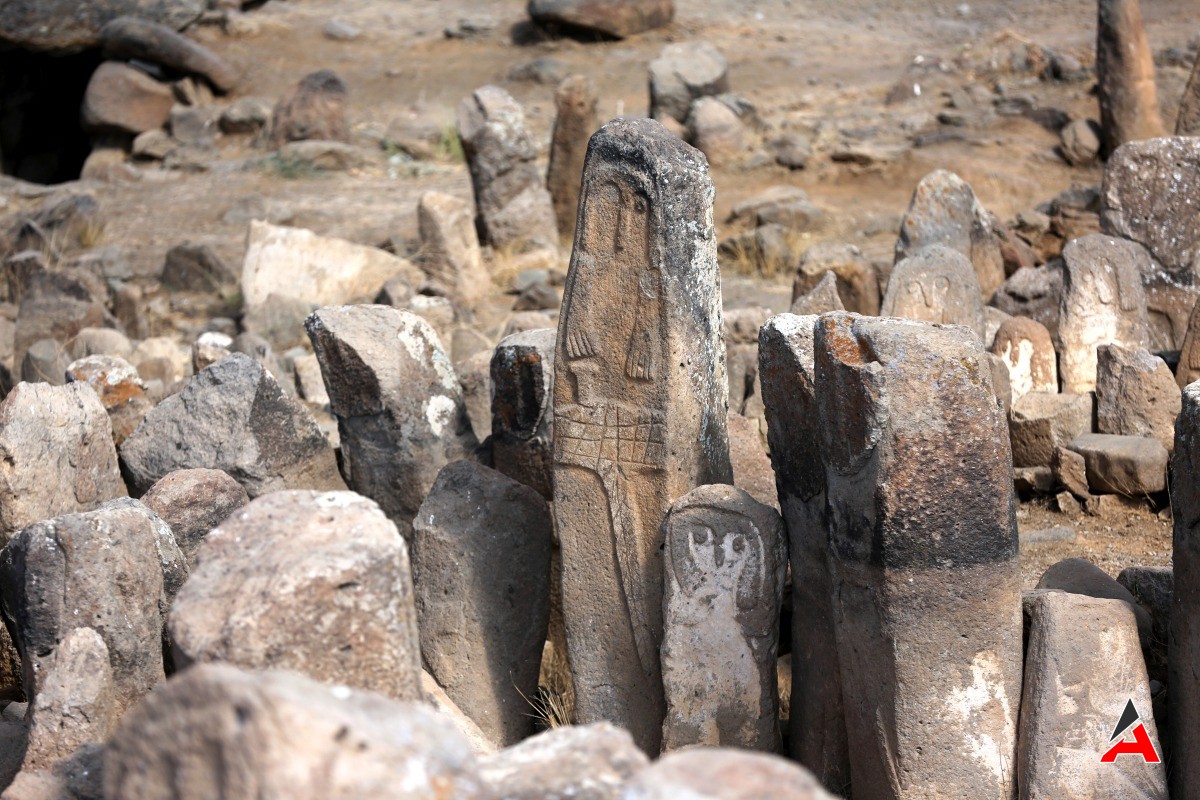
left=1068, top=433, right=1167, bottom=495
left=1020, top=526, right=1077, bottom=546
left=622, top=749, right=836, bottom=799
left=477, top=722, right=648, bottom=799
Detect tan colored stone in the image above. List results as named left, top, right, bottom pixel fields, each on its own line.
left=1095, top=344, right=1181, bottom=452
left=1096, top=0, right=1164, bottom=156
left=990, top=316, right=1057, bottom=400
left=791, top=242, right=878, bottom=316
left=417, top=192, right=489, bottom=305
left=881, top=244, right=985, bottom=340
left=81, top=62, right=173, bottom=135
left=269, top=69, right=349, bottom=146
left=623, top=749, right=836, bottom=799
left=547, top=75, right=599, bottom=241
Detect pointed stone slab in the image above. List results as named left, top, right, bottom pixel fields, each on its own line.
left=758, top=312, right=849, bottom=793
left=1096, top=0, right=1164, bottom=155
left=881, top=243, right=985, bottom=341
left=306, top=305, right=477, bottom=538
left=552, top=117, right=732, bottom=755
left=660, top=484, right=785, bottom=753
left=815, top=312, right=1021, bottom=799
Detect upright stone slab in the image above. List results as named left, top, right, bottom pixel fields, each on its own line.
left=815, top=313, right=1020, bottom=799
left=758, top=313, right=849, bottom=792
left=0, top=381, right=126, bottom=542
left=880, top=243, right=986, bottom=341
left=990, top=316, right=1057, bottom=400
left=306, top=306, right=477, bottom=538
left=0, top=499, right=185, bottom=715
left=894, top=170, right=1005, bottom=299
left=1178, top=53, right=1200, bottom=136
left=104, top=664, right=488, bottom=800
left=1096, top=0, right=1164, bottom=156
left=412, top=461, right=553, bottom=748
left=552, top=117, right=732, bottom=754
left=168, top=491, right=423, bottom=701
left=1020, top=591, right=1167, bottom=799
left=1173, top=382, right=1200, bottom=798
left=1101, top=137, right=1200, bottom=284
left=490, top=328, right=555, bottom=499
left=417, top=192, right=489, bottom=306
left=458, top=85, right=559, bottom=255
left=547, top=74, right=599, bottom=241
left=1057, top=234, right=1151, bottom=394
left=660, top=484, right=785, bottom=752
left=1095, top=344, right=1180, bottom=452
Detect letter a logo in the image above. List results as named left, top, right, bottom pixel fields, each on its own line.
left=1100, top=699, right=1161, bottom=764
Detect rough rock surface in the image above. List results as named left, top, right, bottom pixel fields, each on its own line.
left=1009, top=392, right=1092, bottom=468
left=119, top=353, right=345, bottom=498
left=1068, top=433, right=1167, bottom=495
left=100, top=16, right=241, bottom=93
left=1172, top=381, right=1200, bottom=798
left=622, top=749, right=836, bottom=799
left=528, top=0, right=674, bottom=39
left=1096, top=0, right=1164, bottom=155
left=649, top=42, right=729, bottom=125
left=139, top=468, right=248, bottom=567
left=490, top=328, right=556, bottom=499
left=103, top=664, right=488, bottom=800
left=81, top=62, right=174, bottom=135
left=1094, top=344, right=1180, bottom=452
left=0, top=499, right=185, bottom=714
left=168, top=490, right=423, bottom=701
left=0, top=382, right=126, bottom=543
left=791, top=243, right=879, bottom=316
left=880, top=243, right=985, bottom=340
left=269, top=69, right=350, bottom=146
left=990, top=316, right=1057, bottom=400
left=478, top=722, right=648, bottom=799
left=0, top=0, right=204, bottom=52
left=306, top=306, right=476, bottom=538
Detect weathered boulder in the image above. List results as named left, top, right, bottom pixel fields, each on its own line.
left=14, top=269, right=117, bottom=371
left=1019, top=591, right=1166, bottom=798
left=528, top=0, right=674, bottom=39
left=305, top=306, right=476, bottom=538
left=1057, top=234, right=1151, bottom=394
left=622, top=749, right=836, bottom=799
left=169, top=490, right=423, bottom=700
left=660, top=484, right=786, bottom=752
left=18, top=628, right=117, bottom=773
left=0, top=0, right=204, bottom=52
left=553, top=118, right=731, bottom=755
left=1094, top=344, right=1180, bottom=452
left=1096, top=0, right=1164, bottom=156
left=1059, top=118, right=1102, bottom=166
left=688, top=97, right=754, bottom=167
left=478, top=722, right=648, bottom=799
left=457, top=85, right=559, bottom=255
left=100, top=16, right=240, bottom=93
left=0, top=499, right=185, bottom=713
left=241, top=221, right=421, bottom=315
left=81, top=62, right=174, bottom=135
left=1067, top=433, right=1167, bottom=495
left=727, top=411, right=777, bottom=509
left=894, top=169, right=1005, bottom=299
left=648, top=42, right=729, bottom=125
left=269, top=69, right=349, bottom=146
left=412, top=461, right=552, bottom=747
left=119, top=353, right=346, bottom=498
left=990, top=263, right=1063, bottom=339
left=103, top=664, right=488, bottom=799
left=1101, top=137, right=1200, bottom=283
left=789, top=271, right=844, bottom=316
left=1037, top=557, right=1154, bottom=643
left=547, top=74, right=599, bottom=240
left=880, top=243, right=985, bottom=341
left=1178, top=52, right=1200, bottom=136
left=0, top=382, right=125, bottom=543
left=791, top=242, right=876, bottom=315
left=140, top=468, right=248, bottom=568
left=161, top=242, right=237, bottom=293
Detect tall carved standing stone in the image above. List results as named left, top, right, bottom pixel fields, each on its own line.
left=458, top=85, right=559, bottom=256
left=547, top=75, right=599, bottom=242
left=1096, top=0, right=1164, bottom=156
left=758, top=313, right=849, bottom=793
left=660, top=484, right=786, bottom=753
left=880, top=244, right=986, bottom=341
left=815, top=313, right=1021, bottom=799
left=553, top=117, right=732, bottom=755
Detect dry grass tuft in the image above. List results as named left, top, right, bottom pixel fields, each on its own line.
left=530, top=638, right=575, bottom=730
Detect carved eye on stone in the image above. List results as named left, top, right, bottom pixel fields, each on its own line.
left=633, top=196, right=647, bottom=214
left=692, top=528, right=709, bottom=545
left=731, top=535, right=745, bottom=553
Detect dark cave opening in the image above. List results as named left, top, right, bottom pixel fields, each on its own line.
left=0, top=48, right=101, bottom=185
